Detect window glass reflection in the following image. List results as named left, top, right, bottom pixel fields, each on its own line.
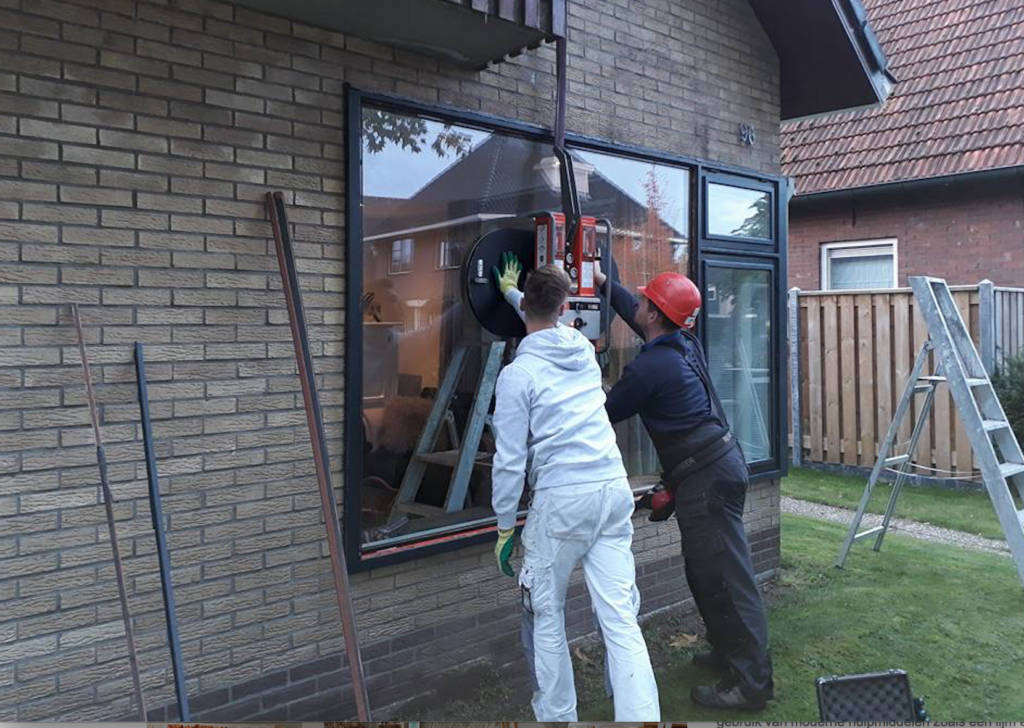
left=359, top=109, right=693, bottom=549
left=708, top=183, right=770, bottom=239
left=576, top=151, right=691, bottom=479
left=705, top=266, right=773, bottom=463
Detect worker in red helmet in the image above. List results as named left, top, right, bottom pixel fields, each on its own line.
left=595, top=263, right=774, bottom=712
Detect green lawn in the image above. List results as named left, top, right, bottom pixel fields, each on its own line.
left=782, top=467, right=1007, bottom=540
left=577, top=514, right=1024, bottom=721
left=409, top=514, right=1024, bottom=721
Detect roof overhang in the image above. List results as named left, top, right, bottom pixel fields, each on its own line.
left=748, top=0, right=894, bottom=121
left=227, top=0, right=563, bottom=69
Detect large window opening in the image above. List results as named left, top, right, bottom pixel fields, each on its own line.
left=349, top=95, right=786, bottom=564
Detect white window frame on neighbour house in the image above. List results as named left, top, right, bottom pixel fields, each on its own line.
left=389, top=238, right=414, bottom=275
left=436, top=239, right=461, bottom=270
left=821, top=238, right=898, bottom=291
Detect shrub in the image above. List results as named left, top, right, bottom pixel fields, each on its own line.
left=992, top=351, right=1024, bottom=448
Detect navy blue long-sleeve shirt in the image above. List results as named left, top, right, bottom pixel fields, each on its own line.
left=603, top=281, right=713, bottom=435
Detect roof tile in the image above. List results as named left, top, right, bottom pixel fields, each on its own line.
left=782, top=0, right=1024, bottom=194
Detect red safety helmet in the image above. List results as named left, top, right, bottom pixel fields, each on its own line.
left=638, top=272, right=702, bottom=329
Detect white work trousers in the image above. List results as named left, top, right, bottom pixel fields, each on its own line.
left=519, top=478, right=660, bottom=721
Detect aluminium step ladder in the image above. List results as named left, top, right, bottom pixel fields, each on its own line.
left=837, top=276, right=1024, bottom=591
left=387, top=339, right=506, bottom=523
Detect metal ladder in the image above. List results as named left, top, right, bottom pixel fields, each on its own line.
left=837, top=276, right=1024, bottom=590
left=387, top=339, right=506, bottom=523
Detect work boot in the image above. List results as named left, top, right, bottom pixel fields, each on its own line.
left=691, top=677, right=767, bottom=711
left=691, top=650, right=728, bottom=671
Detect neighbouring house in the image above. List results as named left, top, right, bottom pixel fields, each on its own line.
left=784, top=0, right=1024, bottom=292
left=0, top=0, right=888, bottom=721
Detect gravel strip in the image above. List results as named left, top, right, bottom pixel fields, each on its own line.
left=781, top=496, right=1010, bottom=557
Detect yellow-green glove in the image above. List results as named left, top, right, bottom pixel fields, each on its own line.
left=493, top=252, right=522, bottom=297
left=495, top=527, right=516, bottom=577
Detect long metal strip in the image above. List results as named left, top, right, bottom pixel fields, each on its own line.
left=71, top=304, right=148, bottom=720
left=134, top=342, right=190, bottom=721
left=265, top=192, right=371, bottom=720
left=553, top=37, right=567, bottom=149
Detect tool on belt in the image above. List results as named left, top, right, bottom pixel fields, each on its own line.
left=636, top=332, right=744, bottom=522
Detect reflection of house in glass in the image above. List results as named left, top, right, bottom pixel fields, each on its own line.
left=359, top=130, right=691, bottom=538
left=362, top=133, right=689, bottom=393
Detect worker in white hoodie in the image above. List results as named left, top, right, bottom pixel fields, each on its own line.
left=490, top=257, right=660, bottom=722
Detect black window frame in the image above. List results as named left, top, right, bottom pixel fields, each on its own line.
left=702, top=172, right=778, bottom=250
left=696, top=168, right=790, bottom=480
left=345, top=86, right=789, bottom=570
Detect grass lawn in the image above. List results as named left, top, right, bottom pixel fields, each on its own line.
left=415, top=514, right=1024, bottom=721
left=782, top=467, right=1007, bottom=540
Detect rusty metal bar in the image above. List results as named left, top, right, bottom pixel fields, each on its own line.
left=71, top=304, right=148, bottom=721
left=265, top=192, right=371, bottom=721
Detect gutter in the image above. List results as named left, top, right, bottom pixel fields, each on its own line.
left=791, top=165, right=1024, bottom=205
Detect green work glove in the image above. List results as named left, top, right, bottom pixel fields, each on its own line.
left=495, top=527, right=516, bottom=577
left=492, top=251, right=522, bottom=297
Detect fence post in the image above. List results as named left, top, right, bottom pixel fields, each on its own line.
left=789, top=287, right=802, bottom=468
left=979, top=279, right=996, bottom=376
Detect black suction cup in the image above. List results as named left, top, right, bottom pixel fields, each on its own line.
left=462, top=225, right=621, bottom=339
left=463, top=228, right=534, bottom=339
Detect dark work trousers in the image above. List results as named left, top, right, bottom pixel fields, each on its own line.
left=674, top=444, right=774, bottom=699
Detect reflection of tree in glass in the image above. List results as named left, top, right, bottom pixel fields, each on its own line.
left=611, top=167, right=683, bottom=353
left=363, top=109, right=473, bottom=158
left=730, top=193, right=770, bottom=238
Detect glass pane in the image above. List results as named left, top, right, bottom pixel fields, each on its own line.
left=708, top=183, right=771, bottom=239
left=705, top=266, right=772, bottom=463
left=576, top=150, right=690, bottom=479
left=360, top=108, right=561, bottom=549
left=830, top=254, right=893, bottom=290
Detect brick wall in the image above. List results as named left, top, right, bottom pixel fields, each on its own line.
left=789, top=177, right=1024, bottom=290
left=0, top=0, right=782, bottom=720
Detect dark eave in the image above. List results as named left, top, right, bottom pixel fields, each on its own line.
left=228, top=0, right=564, bottom=69
left=748, top=0, right=894, bottom=121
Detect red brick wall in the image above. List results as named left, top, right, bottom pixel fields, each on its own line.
left=788, top=177, right=1024, bottom=290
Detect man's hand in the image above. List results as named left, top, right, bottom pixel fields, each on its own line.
left=594, top=257, right=607, bottom=288
left=493, top=252, right=522, bottom=296
left=495, top=527, right=516, bottom=576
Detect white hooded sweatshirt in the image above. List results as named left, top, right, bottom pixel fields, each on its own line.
left=491, top=322, right=627, bottom=530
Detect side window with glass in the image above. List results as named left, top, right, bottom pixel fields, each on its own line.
left=699, top=173, right=781, bottom=471
left=706, top=179, right=773, bottom=244
left=822, top=239, right=897, bottom=290
left=704, top=262, right=774, bottom=464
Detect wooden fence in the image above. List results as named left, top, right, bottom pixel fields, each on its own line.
left=788, top=281, right=1024, bottom=477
